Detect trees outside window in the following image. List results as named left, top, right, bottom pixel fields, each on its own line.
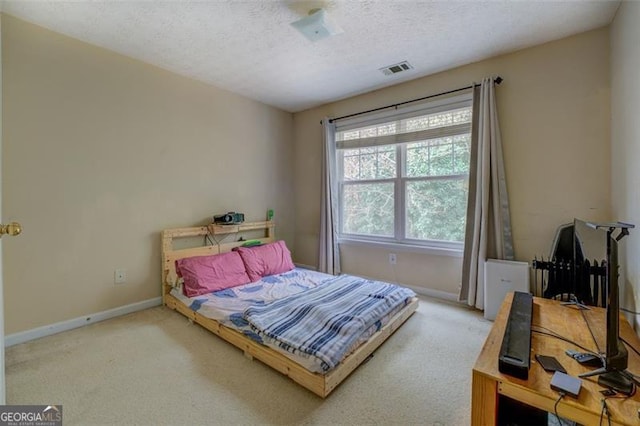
left=336, top=96, right=472, bottom=249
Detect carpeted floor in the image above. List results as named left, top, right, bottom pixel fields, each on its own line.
left=6, top=296, right=492, bottom=425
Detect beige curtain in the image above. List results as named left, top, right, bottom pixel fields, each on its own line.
left=318, top=118, right=341, bottom=274
left=460, top=78, right=514, bottom=309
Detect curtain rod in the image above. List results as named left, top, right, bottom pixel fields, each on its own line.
left=325, top=76, right=503, bottom=124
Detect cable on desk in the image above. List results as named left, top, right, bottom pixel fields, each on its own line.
left=554, top=392, right=566, bottom=426
left=580, top=306, right=602, bottom=355
left=622, top=370, right=640, bottom=381
left=598, top=390, right=635, bottom=426
left=533, top=326, right=640, bottom=391
left=532, top=327, right=599, bottom=356
left=621, top=336, right=640, bottom=358
left=617, top=337, right=640, bottom=380
left=599, top=398, right=611, bottom=426
left=621, top=307, right=640, bottom=315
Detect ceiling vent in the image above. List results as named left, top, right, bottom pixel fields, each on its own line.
left=379, top=61, right=413, bottom=76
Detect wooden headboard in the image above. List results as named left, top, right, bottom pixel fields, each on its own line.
left=161, top=221, right=275, bottom=304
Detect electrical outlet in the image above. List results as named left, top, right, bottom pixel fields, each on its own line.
left=389, top=253, right=397, bottom=265
left=114, top=269, right=126, bottom=284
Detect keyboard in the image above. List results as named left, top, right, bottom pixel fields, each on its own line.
left=498, top=291, right=533, bottom=380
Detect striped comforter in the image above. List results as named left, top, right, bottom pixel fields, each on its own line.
left=243, top=274, right=416, bottom=372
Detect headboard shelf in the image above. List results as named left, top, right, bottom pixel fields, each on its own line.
left=208, top=220, right=274, bottom=236
left=161, top=221, right=275, bottom=300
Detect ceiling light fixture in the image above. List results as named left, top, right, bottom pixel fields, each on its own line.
left=290, top=8, right=343, bottom=42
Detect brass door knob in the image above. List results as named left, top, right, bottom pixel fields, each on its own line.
left=0, top=222, right=22, bottom=237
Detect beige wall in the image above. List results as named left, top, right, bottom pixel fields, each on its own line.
left=1, top=15, right=294, bottom=334
left=611, top=2, right=640, bottom=327
left=0, top=13, right=617, bottom=333
left=293, top=28, right=611, bottom=296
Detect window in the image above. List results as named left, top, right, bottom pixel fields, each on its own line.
left=336, top=94, right=472, bottom=251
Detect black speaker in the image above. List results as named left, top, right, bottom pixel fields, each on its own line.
left=213, top=212, right=244, bottom=224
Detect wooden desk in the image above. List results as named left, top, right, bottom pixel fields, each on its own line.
left=472, top=293, right=640, bottom=425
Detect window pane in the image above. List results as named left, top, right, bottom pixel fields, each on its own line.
left=453, top=134, right=471, bottom=173
left=336, top=99, right=473, bottom=247
left=406, top=134, right=470, bottom=177
left=342, top=182, right=394, bottom=236
left=406, top=179, right=468, bottom=242
left=342, top=145, right=396, bottom=181
left=429, top=139, right=454, bottom=175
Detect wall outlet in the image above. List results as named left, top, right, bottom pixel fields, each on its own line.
left=114, top=269, right=126, bottom=284
left=389, top=253, right=397, bottom=265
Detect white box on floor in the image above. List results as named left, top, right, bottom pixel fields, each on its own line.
left=484, top=259, right=530, bottom=321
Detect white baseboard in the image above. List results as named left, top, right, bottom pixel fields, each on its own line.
left=401, top=283, right=460, bottom=303
left=4, top=297, right=162, bottom=347
left=294, top=262, right=317, bottom=270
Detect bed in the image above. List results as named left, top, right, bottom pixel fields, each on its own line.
left=161, top=221, right=419, bottom=397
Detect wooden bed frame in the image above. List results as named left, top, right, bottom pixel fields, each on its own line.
left=161, top=221, right=419, bottom=397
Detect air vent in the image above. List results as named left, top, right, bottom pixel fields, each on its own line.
left=379, top=61, right=413, bottom=76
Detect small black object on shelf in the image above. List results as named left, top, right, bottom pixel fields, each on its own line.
left=213, top=212, right=245, bottom=224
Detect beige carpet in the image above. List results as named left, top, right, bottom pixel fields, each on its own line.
left=6, top=296, right=491, bottom=425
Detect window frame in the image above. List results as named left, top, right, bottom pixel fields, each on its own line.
left=335, top=93, right=473, bottom=254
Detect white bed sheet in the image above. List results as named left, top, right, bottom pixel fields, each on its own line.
left=170, top=268, right=331, bottom=323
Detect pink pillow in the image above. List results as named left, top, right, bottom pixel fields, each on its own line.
left=176, top=251, right=251, bottom=297
left=235, top=240, right=295, bottom=282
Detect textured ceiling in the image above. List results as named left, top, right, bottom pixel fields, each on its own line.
left=0, top=0, right=621, bottom=112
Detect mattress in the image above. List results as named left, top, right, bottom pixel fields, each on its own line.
left=170, top=268, right=415, bottom=373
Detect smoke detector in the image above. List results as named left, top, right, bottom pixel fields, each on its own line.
left=291, top=8, right=344, bottom=42
left=379, top=61, right=414, bottom=76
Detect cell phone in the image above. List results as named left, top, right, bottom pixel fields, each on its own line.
left=535, top=354, right=567, bottom=373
